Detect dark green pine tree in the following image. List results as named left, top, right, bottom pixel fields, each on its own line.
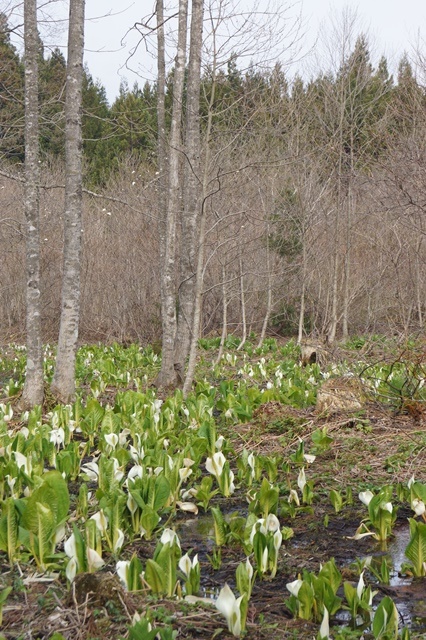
left=390, top=54, right=425, bottom=137
left=0, top=12, right=25, bottom=162
left=109, top=80, right=157, bottom=162
left=336, top=36, right=393, bottom=168
left=39, top=47, right=66, bottom=158
left=81, top=68, right=114, bottom=186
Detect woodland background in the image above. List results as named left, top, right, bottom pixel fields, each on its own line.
left=1, top=6, right=426, bottom=347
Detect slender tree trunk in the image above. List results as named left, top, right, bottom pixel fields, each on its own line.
left=257, top=230, right=272, bottom=349
left=215, top=264, right=228, bottom=364
left=175, top=0, right=204, bottom=379
left=156, top=0, right=167, bottom=283
left=156, top=0, right=189, bottom=387
left=51, top=0, right=85, bottom=402
left=297, top=242, right=307, bottom=344
left=236, top=251, right=247, bottom=350
left=21, top=0, right=44, bottom=409
left=341, top=195, right=351, bottom=340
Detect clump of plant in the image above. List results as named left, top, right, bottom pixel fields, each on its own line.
left=351, top=487, right=396, bottom=544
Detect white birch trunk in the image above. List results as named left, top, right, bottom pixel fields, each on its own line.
left=156, top=0, right=188, bottom=387
left=21, top=0, right=44, bottom=408
left=175, top=0, right=204, bottom=377
left=51, top=0, right=85, bottom=402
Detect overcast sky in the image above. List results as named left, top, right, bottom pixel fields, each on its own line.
left=75, top=1, right=426, bottom=103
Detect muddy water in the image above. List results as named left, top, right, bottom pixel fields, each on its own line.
left=177, top=510, right=426, bottom=635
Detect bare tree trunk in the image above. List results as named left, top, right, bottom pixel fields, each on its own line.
left=156, top=0, right=188, bottom=387
left=236, top=251, right=247, bottom=350
left=297, top=244, right=307, bottom=344
left=341, top=201, right=351, bottom=340
left=156, top=0, right=167, bottom=272
left=51, top=0, right=85, bottom=403
left=175, top=0, right=204, bottom=379
left=257, top=231, right=272, bottom=349
left=215, top=264, right=228, bottom=364
left=21, top=0, right=44, bottom=409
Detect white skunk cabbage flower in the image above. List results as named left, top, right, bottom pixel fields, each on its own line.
left=205, top=451, right=226, bottom=478
left=412, top=498, right=426, bottom=516
left=357, top=571, right=365, bottom=599
left=179, top=553, right=198, bottom=578
left=297, top=468, right=306, bottom=493
left=114, top=529, right=125, bottom=552
left=91, top=509, right=109, bottom=534
left=104, top=433, right=119, bottom=449
left=286, top=578, right=303, bottom=598
left=116, top=560, right=130, bottom=589
left=160, top=528, right=181, bottom=549
left=216, top=584, right=244, bottom=637
left=265, top=514, right=280, bottom=532
left=288, top=489, right=300, bottom=506
left=319, top=606, right=330, bottom=639
left=359, top=490, right=374, bottom=506
left=81, top=460, right=99, bottom=481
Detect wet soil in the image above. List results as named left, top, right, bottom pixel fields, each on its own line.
left=1, top=402, right=426, bottom=639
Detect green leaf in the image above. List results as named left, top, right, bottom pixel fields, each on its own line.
left=35, top=502, right=55, bottom=567
left=152, top=475, right=171, bottom=512
left=372, top=596, right=398, bottom=639
left=405, top=518, right=426, bottom=577
left=0, top=587, right=12, bottom=606
left=0, top=501, right=19, bottom=560
left=211, top=507, right=228, bottom=546
left=21, top=471, right=70, bottom=532
left=145, top=559, right=167, bottom=594
left=81, top=398, right=105, bottom=431
left=257, top=478, right=279, bottom=517
left=127, top=618, right=159, bottom=640
left=140, top=506, right=160, bottom=539
left=329, top=489, right=343, bottom=513
left=298, top=580, right=315, bottom=620
left=127, top=553, right=143, bottom=591
left=318, top=558, right=342, bottom=594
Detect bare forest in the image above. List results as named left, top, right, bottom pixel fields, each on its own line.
left=1, top=1, right=426, bottom=353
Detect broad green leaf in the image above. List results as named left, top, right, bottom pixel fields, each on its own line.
left=152, top=475, right=171, bottom=512
left=211, top=507, right=228, bottom=547
left=298, top=580, right=315, bottom=620
left=145, top=559, right=167, bottom=594
left=405, top=519, right=426, bottom=577
left=82, top=399, right=105, bottom=431
left=140, top=506, right=160, bottom=539
left=155, top=542, right=178, bottom=597
left=372, top=596, right=398, bottom=639
left=21, top=471, right=70, bottom=533
left=318, top=558, right=342, bottom=594
left=127, top=553, right=143, bottom=591
left=5, top=498, right=18, bottom=562
left=35, top=502, right=55, bottom=567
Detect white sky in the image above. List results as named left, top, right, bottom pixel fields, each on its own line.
left=57, top=1, right=426, bottom=103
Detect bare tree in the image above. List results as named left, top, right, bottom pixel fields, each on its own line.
left=20, top=0, right=44, bottom=408
left=155, top=0, right=189, bottom=387
left=174, top=0, right=204, bottom=380
left=51, top=0, right=85, bottom=402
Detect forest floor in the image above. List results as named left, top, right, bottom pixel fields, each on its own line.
left=1, top=338, right=426, bottom=640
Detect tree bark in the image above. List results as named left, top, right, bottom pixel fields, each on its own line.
left=51, top=0, right=85, bottom=403
left=156, top=0, right=189, bottom=387
left=21, top=0, right=44, bottom=409
left=175, top=0, right=204, bottom=377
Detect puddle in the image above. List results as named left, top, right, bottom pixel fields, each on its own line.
left=175, top=512, right=426, bottom=634
left=388, top=525, right=411, bottom=585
